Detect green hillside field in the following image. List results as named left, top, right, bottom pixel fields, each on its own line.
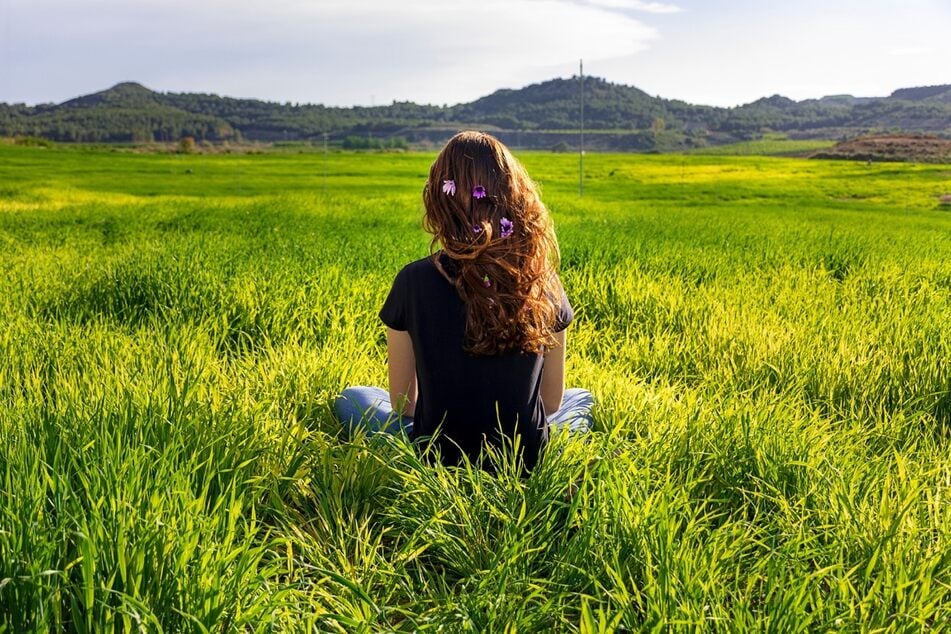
left=1, top=143, right=950, bottom=631
left=686, top=136, right=837, bottom=156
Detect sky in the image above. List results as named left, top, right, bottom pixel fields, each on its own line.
left=0, top=0, right=948, bottom=108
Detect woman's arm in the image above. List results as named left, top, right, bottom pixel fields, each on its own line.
left=386, top=327, right=418, bottom=417
left=540, top=329, right=567, bottom=415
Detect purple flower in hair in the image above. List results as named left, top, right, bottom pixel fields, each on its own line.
left=472, top=223, right=483, bottom=235
left=482, top=274, right=491, bottom=288
left=500, top=217, right=514, bottom=238
left=472, top=185, right=487, bottom=199
left=442, top=180, right=456, bottom=196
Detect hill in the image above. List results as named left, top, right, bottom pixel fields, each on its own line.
left=0, top=82, right=234, bottom=143
left=1, top=77, right=949, bottom=150
left=889, top=85, right=951, bottom=103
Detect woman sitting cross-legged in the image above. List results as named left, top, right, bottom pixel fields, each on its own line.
left=334, top=131, right=594, bottom=472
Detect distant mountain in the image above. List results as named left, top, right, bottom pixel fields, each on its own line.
left=0, top=81, right=235, bottom=143
left=889, top=85, right=951, bottom=103
left=746, top=95, right=798, bottom=109
left=1, top=77, right=948, bottom=150
left=61, top=81, right=157, bottom=107
left=451, top=76, right=669, bottom=129
left=814, top=95, right=876, bottom=107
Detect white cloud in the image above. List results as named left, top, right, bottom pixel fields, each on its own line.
left=593, top=1, right=951, bottom=106
left=888, top=46, right=930, bottom=56
left=586, top=0, right=683, bottom=14
left=3, top=0, right=950, bottom=109
left=1, top=0, right=659, bottom=105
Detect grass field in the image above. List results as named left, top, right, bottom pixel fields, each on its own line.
left=686, top=136, right=837, bottom=156
left=1, top=143, right=950, bottom=631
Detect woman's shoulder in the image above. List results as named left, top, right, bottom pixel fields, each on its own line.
left=396, top=255, right=439, bottom=278
left=389, top=255, right=447, bottom=290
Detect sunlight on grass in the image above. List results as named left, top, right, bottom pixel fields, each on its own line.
left=1, top=145, right=950, bottom=630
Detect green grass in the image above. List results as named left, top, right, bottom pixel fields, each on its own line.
left=1, top=143, right=951, bottom=631
left=687, top=137, right=837, bottom=156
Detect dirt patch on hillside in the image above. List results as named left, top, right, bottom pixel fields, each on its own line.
left=810, top=135, right=951, bottom=164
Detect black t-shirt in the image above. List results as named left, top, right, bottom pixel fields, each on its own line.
left=379, top=253, right=573, bottom=471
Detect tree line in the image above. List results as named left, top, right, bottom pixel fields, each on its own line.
left=1, top=77, right=948, bottom=149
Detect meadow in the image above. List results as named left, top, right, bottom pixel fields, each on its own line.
left=685, top=136, right=836, bottom=156
left=1, top=143, right=950, bottom=631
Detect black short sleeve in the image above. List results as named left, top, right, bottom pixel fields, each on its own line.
left=554, top=289, right=574, bottom=332
left=379, top=267, right=409, bottom=330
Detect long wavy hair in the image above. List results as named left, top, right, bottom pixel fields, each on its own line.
left=422, top=131, right=561, bottom=356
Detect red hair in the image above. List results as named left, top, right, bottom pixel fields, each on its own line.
left=422, top=131, right=561, bottom=356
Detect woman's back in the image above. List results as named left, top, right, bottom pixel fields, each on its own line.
left=380, top=253, right=572, bottom=469
left=334, top=131, right=592, bottom=473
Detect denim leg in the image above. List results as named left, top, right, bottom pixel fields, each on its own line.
left=547, top=388, right=595, bottom=435
left=333, top=385, right=414, bottom=437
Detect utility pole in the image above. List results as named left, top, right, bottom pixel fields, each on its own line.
left=579, top=59, right=584, bottom=198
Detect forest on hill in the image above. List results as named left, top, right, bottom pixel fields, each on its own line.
left=1, top=76, right=949, bottom=151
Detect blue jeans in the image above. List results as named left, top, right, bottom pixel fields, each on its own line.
left=333, top=386, right=595, bottom=437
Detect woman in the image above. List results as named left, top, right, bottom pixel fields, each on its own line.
left=334, top=131, right=594, bottom=471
